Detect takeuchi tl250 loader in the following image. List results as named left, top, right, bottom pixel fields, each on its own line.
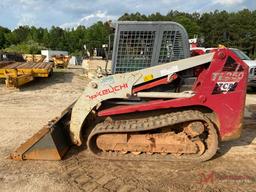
left=11, top=48, right=248, bottom=162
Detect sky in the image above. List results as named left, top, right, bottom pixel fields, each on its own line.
left=0, top=0, right=255, bottom=30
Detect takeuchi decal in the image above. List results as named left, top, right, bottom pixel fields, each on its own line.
left=87, top=83, right=128, bottom=100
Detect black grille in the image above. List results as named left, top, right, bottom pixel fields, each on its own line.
left=115, top=31, right=155, bottom=73
left=158, top=31, right=185, bottom=64
left=112, top=22, right=190, bottom=73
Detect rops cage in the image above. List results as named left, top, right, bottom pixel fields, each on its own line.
left=111, top=21, right=190, bottom=73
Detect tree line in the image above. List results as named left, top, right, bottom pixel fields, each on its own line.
left=1, top=9, right=256, bottom=57
left=0, top=22, right=112, bottom=56
left=119, top=9, right=256, bottom=57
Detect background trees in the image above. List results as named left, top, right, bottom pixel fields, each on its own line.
left=118, top=9, right=256, bottom=58
left=0, top=21, right=113, bottom=56
left=1, top=9, right=256, bottom=58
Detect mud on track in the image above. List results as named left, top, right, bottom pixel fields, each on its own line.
left=0, top=68, right=255, bottom=192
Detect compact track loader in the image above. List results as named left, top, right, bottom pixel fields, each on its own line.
left=11, top=48, right=248, bottom=161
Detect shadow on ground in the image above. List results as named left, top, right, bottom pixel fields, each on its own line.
left=19, top=70, right=75, bottom=91
left=215, top=106, right=256, bottom=159
left=247, top=88, right=256, bottom=94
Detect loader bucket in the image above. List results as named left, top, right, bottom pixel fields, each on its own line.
left=10, top=104, right=73, bottom=160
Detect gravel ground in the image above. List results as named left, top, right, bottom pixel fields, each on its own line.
left=0, top=68, right=255, bottom=192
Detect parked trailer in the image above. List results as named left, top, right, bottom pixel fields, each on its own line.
left=0, top=62, right=53, bottom=88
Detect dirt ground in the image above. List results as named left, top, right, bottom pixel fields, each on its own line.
left=0, top=68, right=255, bottom=192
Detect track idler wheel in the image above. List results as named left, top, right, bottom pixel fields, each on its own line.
left=184, top=122, right=205, bottom=137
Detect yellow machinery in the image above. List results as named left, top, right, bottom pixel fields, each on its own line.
left=51, top=55, right=71, bottom=68
left=0, top=62, right=53, bottom=88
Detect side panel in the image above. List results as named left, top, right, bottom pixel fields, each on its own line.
left=193, top=49, right=248, bottom=140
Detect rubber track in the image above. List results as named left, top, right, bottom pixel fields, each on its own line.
left=87, top=110, right=218, bottom=162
